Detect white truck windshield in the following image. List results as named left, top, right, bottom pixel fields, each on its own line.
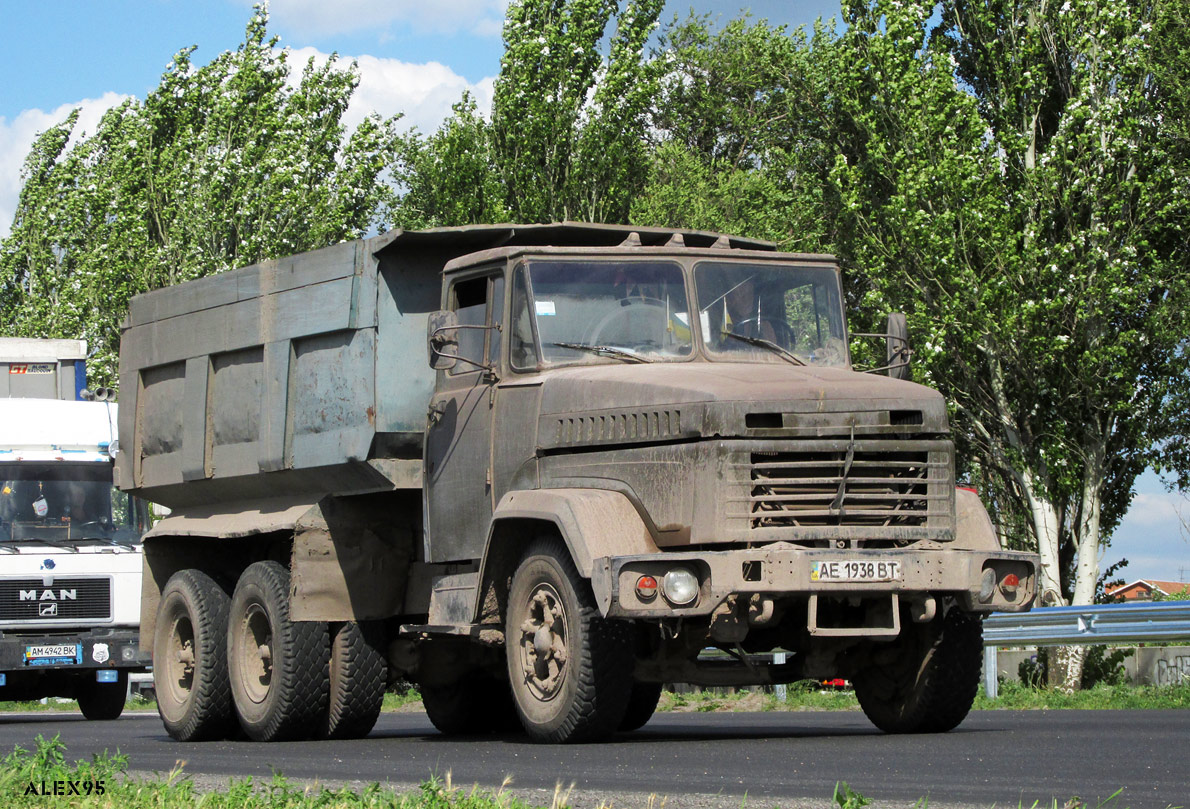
left=0, top=462, right=149, bottom=545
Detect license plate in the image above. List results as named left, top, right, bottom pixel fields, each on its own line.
left=25, top=644, right=81, bottom=665
left=812, top=560, right=902, bottom=582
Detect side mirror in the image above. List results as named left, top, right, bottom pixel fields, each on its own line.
left=427, top=310, right=459, bottom=371
left=886, top=312, right=911, bottom=380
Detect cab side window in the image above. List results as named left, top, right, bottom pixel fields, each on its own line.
left=449, top=274, right=503, bottom=375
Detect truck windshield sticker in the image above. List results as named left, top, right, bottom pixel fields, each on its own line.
left=535, top=301, right=557, bottom=316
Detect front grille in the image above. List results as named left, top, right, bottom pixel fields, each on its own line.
left=0, top=578, right=112, bottom=622
left=748, top=440, right=951, bottom=530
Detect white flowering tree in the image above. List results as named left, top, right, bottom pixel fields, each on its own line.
left=393, top=0, right=663, bottom=227
left=0, top=7, right=399, bottom=383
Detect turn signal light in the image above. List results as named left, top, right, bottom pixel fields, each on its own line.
left=636, top=575, right=659, bottom=601
left=1000, top=573, right=1020, bottom=598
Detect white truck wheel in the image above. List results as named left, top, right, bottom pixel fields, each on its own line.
left=77, top=670, right=128, bottom=721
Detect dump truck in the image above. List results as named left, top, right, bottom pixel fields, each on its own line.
left=0, top=339, right=152, bottom=718
left=118, top=223, right=1038, bottom=743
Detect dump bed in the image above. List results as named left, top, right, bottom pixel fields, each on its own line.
left=116, top=223, right=774, bottom=509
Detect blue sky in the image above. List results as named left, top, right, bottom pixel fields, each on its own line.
left=0, top=0, right=1186, bottom=586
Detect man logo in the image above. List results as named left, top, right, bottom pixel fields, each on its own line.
left=19, top=589, right=77, bottom=602
left=39, top=603, right=58, bottom=617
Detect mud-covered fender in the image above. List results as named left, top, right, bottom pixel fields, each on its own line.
left=475, top=488, right=660, bottom=620
left=955, top=487, right=1000, bottom=551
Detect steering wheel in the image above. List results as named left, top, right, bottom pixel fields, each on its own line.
left=589, top=297, right=669, bottom=348
left=728, top=316, right=798, bottom=350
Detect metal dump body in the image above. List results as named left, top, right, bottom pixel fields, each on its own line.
left=116, top=223, right=772, bottom=508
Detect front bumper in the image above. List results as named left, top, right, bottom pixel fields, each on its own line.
left=591, top=546, right=1038, bottom=619
left=0, top=626, right=150, bottom=672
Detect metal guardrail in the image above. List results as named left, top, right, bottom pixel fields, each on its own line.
left=982, top=602, right=1190, bottom=699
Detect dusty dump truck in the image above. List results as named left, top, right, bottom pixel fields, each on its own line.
left=117, top=223, right=1037, bottom=744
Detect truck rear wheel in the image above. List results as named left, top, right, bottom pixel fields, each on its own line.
left=77, top=670, right=128, bottom=720
left=320, top=622, right=385, bottom=739
left=853, top=607, right=983, bottom=734
left=618, top=682, right=663, bottom=732
left=155, top=569, right=236, bottom=740
left=505, top=539, right=633, bottom=743
left=228, top=561, right=329, bottom=742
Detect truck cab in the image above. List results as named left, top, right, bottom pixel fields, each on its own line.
left=0, top=398, right=152, bottom=718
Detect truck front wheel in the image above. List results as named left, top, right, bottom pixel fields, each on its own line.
left=505, top=539, right=633, bottom=743
left=154, top=569, right=236, bottom=740
left=77, top=670, right=128, bottom=720
left=228, top=561, right=329, bottom=741
left=853, top=607, right=983, bottom=734
left=422, top=675, right=518, bottom=735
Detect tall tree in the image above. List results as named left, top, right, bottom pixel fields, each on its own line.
left=0, top=6, right=399, bottom=383
left=637, top=1, right=1190, bottom=690
left=392, top=0, right=663, bottom=227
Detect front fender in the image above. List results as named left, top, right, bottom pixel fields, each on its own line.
left=954, top=488, right=1000, bottom=551
left=475, top=488, right=659, bottom=620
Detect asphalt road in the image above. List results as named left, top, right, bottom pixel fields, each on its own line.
left=1, top=709, right=1186, bottom=809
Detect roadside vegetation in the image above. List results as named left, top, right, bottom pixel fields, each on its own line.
left=4, top=679, right=1189, bottom=717
left=0, top=736, right=1175, bottom=809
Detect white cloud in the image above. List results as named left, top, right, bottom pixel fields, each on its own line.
left=286, top=47, right=495, bottom=134
left=261, top=0, right=509, bottom=38
left=0, top=93, right=129, bottom=239
left=1119, top=491, right=1190, bottom=530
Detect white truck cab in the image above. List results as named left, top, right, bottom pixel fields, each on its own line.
left=0, top=397, right=151, bottom=718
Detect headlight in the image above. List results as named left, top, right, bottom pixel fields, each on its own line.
left=662, top=568, right=700, bottom=606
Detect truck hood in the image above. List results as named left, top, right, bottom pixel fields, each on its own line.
left=533, top=362, right=948, bottom=448
left=0, top=543, right=142, bottom=573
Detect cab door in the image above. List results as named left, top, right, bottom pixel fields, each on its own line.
left=424, top=271, right=504, bottom=563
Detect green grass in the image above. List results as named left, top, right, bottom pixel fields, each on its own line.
left=1, top=735, right=564, bottom=809
left=0, top=694, right=158, bottom=714
left=1, top=737, right=1178, bottom=809
left=974, top=680, right=1190, bottom=710
left=659, top=679, right=1190, bottom=712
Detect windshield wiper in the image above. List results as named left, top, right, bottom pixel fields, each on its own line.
left=721, top=331, right=806, bottom=365
left=551, top=341, right=653, bottom=364
left=0, top=536, right=79, bottom=552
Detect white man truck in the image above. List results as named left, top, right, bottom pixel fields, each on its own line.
left=0, top=338, right=151, bottom=719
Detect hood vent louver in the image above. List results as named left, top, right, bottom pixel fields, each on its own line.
left=555, top=409, right=683, bottom=447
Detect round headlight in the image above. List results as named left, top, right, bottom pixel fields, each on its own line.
left=662, top=568, right=700, bottom=606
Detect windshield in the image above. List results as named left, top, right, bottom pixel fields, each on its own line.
left=511, top=260, right=694, bottom=368
left=0, top=462, right=150, bottom=546
left=694, top=261, right=848, bottom=367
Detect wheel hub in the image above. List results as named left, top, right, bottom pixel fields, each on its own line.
left=518, top=585, right=569, bottom=700
left=237, top=603, right=274, bottom=704
left=166, top=616, right=195, bottom=701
